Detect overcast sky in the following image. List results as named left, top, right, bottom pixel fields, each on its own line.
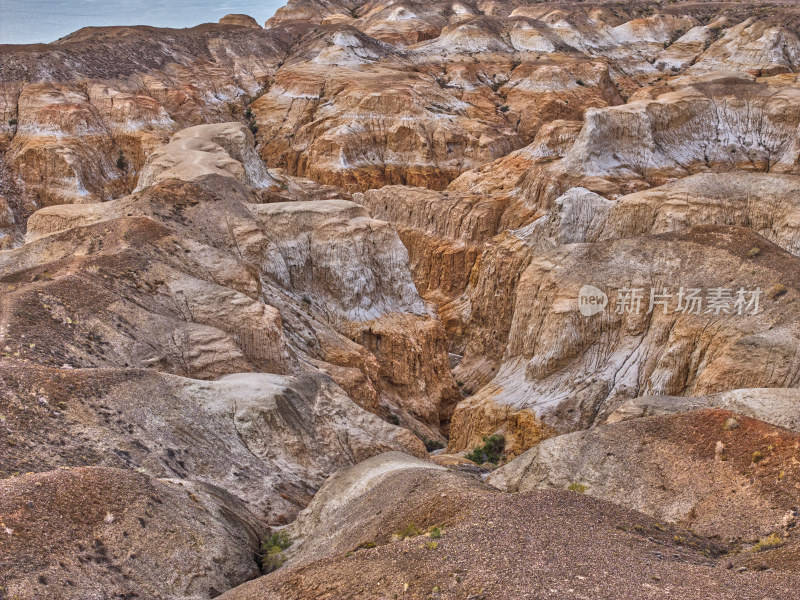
left=0, top=0, right=285, bottom=45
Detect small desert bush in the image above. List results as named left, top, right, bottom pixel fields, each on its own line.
left=465, top=434, right=505, bottom=465
left=261, top=531, right=292, bottom=572
left=722, top=418, right=740, bottom=431
left=355, top=540, right=376, bottom=551
left=423, top=438, right=446, bottom=452
left=753, top=533, right=784, bottom=552
left=567, top=482, right=588, bottom=494
left=395, top=523, right=422, bottom=540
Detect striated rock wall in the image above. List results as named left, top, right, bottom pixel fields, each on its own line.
left=449, top=226, right=800, bottom=455
left=529, top=173, right=800, bottom=257
left=0, top=23, right=295, bottom=243
left=18, top=125, right=459, bottom=435
left=8, top=4, right=800, bottom=597
left=0, top=361, right=424, bottom=523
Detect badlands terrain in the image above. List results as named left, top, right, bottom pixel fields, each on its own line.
left=2, top=0, right=800, bottom=598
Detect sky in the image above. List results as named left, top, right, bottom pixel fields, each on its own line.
left=0, top=0, right=286, bottom=45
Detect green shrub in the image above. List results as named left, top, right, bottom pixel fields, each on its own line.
left=567, top=482, right=588, bottom=493
left=354, top=540, right=376, bottom=551
left=395, top=523, right=422, bottom=540
left=116, top=150, right=127, bottom=170
left=423, top=438, right=445, bottom=452
left=428, top=526, right=442, bottom=539
left=8, top=118, right=17, bottom=126
left=465, top=434, right=505, bottom=465
left=261, top=531, right=292, bottom=573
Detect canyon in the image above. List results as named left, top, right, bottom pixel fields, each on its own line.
left=2, top=1, right=800, bottom=598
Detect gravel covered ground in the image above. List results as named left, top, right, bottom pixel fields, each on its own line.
left=222, top=488, right=799, bottom=600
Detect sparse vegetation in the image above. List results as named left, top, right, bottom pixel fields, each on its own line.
left=8, top=118, right=17, bottom=126
left=465, top=434, right=505, bottom=465
left=116, top=150, right=127, bottom=170
left=387, top=413, right=400, bottom=425
left=423, top=438, right=445, bottom=452
left=753, top=533, right=784, bottom=552
left=260, top=531, right=292, bottom=573
left=752, top=450, right=765, bottom=464
left=244, top=104, right=259, bottom=137
left=747, top=247, right=761, bottom=258
left=722, top=418, right=740, bottom=431
left=429, top=526, right=442, bottom=539
left=768, top=284, right=788, bottom=299
left=575, top=79, right=585, bottom=86
left=567, top=482, right=588, bottom=494
left=354, top=540, right=376, bottom=552
left=499, top=104, right=510, bottom=113
left=395, top=523, right=422, bottom=540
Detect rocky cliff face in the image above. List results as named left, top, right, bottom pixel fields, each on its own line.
left=5, top=1, right=800, bottom=598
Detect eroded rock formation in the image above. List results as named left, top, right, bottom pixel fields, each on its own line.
left=5, top=1, right=800, bottom=598
left=489, top=409, right=800, bottom=542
